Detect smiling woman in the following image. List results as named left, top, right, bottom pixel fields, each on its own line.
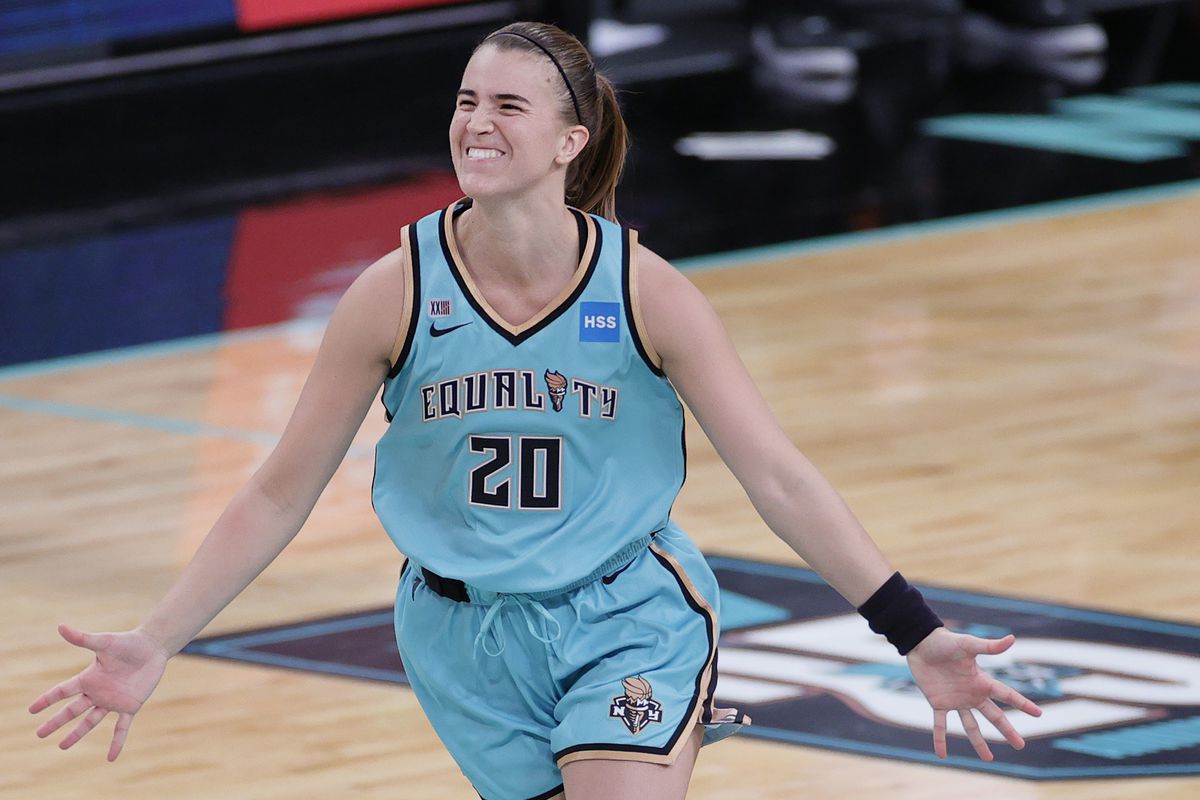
left=29, top=18, right=1042, bottom=800
left=451, top=23, right=628, bottom=223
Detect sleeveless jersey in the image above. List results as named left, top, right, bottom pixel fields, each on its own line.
left=372, top=198, right=686, bottom=593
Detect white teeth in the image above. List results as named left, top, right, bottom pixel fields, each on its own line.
left=467, top=147, right=503, bottom=160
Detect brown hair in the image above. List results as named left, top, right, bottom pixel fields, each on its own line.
left=476, top=21, right=630, bottom=223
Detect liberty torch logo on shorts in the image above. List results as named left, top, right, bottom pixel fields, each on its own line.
left=580, top=302, right=620, bottom=342
left=610, top=675, right=663, bottom=735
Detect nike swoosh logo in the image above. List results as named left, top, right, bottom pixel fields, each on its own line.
left=429, top=321, right=473, bottom=337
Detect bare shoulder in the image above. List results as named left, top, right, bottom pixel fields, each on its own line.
left=634, top=241, right=715, bottom=370
left=324, top=243, right=408, bottom=368
left=636, top=242, right=693, bottom=302
left=637, top=242, right=710, bottom=319
left=354, top=242, right=406, bottom=297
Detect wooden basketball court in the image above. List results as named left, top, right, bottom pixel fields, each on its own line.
left=4, top=186, right=1199, bottom=798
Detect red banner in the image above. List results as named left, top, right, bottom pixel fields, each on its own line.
left=223, top=170, right=463, bottom=329
left=235, top=0, right=473, bottom=33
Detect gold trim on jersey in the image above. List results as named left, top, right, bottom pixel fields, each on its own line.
left=441, top=198, right=598, bottom=336
left=627, top=229, right=664, bottom=371
left=388, top=224, right=417, bottom=370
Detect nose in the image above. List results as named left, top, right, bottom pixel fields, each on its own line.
left=466, top=107, right=494, bottom=135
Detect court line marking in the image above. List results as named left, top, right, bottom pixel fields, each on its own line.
left=0, top=393, right=280, bottom=445
left=0, top=318, right=322, bottom=384
left=0, top=391, right=375, bottom=458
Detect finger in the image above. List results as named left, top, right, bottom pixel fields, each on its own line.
left=107, top=713, right=134, bottom=762
left=959, top=707, right=994, bottom=762
left=991, top=681, right=1044, bottom=717
left=58, top=624, right=109, bottom=653
left=978, top=699, right=1025, bottom=750
left=36, top=696, right=91, bottom=738
left=58, top=706, right=109, bottom=750
left=28, top=676, right=82, bottom=714
left=932, top=709, right=948, bottom=759
left=971, top=633, right=1015, bottom=656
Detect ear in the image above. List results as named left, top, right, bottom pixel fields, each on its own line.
left=555, top=124, right=590, bottom=166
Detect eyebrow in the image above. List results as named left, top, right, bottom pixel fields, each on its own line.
left=457, top=89, right=532, bottom=104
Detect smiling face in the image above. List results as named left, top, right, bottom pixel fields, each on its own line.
left=449, top=44, right=589, bottom=201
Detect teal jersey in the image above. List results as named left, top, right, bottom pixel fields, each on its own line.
left=373, top=198, right=686, bottom=594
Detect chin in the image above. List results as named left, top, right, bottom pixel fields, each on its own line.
left=455, top=170, right=496, bottom=194
left=456, top=176, right=525, bottom=203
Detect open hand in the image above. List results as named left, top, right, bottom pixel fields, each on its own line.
left=907, top=627, right=1043, bottom=761
left=28, top=624, right=170, bottom=761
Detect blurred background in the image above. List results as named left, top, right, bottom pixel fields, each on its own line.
left=1, top=0, right=1198, bottom=365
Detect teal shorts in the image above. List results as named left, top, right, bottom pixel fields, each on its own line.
left=393, top=522, right=749, bottom=800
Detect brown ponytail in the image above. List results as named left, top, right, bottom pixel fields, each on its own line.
left=477, top=21, right=631, bottom=223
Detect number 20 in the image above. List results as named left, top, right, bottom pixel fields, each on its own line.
left=468, top=435, right=562, bottom=511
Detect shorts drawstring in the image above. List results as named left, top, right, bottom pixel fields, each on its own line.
left=416, top=532, right=655, bottom=659
left=473, top=594, right=562, bottom=658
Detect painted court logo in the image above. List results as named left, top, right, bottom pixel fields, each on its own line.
left=707, top=555, right=1200, bottom=779
left=610, top=675, right=663, bottom=735
left=184, top=554, right=1200, bottom=779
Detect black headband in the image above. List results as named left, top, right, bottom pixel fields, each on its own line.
left=486, top=31, right=583, bottom=124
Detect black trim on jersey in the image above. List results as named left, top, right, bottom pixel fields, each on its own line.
left=389, top=223, right=423, bottom=379
left=369, top=445, right=380, bottom=513
left=667, top=418, right=687, bottom=519
left=380, top=224, right=423, bottom=423
left=440, top=199, right=600, bottom=346
left=620, top=226, right=665, bottom=377
left=452, top=198, right=586, bottom=264
left=551, top=546, right=715, bottom=765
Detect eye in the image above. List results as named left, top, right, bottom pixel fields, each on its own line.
left=501, top=104, right=520, bottom=111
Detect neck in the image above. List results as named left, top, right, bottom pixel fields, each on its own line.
left=457, top=192, right=579, bottom=286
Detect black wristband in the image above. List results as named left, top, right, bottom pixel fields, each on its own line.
left=856, top=571, right=944, bottom=655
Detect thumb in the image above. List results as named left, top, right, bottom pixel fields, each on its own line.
left=59, top=623, right=106, bottom=652
left=972, top=633, right=1015, bottom=656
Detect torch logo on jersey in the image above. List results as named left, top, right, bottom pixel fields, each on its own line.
left=610, top=675, right=663, bottom=735
left=544, top=369, right=567, bottom=412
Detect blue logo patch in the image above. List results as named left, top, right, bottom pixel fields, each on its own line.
left=579, top=302, right=620, bottom=342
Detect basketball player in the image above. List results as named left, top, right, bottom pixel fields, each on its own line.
left=29, top=21, right=1043, bottom=800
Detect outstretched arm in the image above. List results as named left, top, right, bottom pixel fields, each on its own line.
left=29, top=245, right=407, bottom=760
left=636, top=243, right=1041, bottom=760
left=135, top=249, right=404, bottom=656
left=636, top=245, right=891, bottom=605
